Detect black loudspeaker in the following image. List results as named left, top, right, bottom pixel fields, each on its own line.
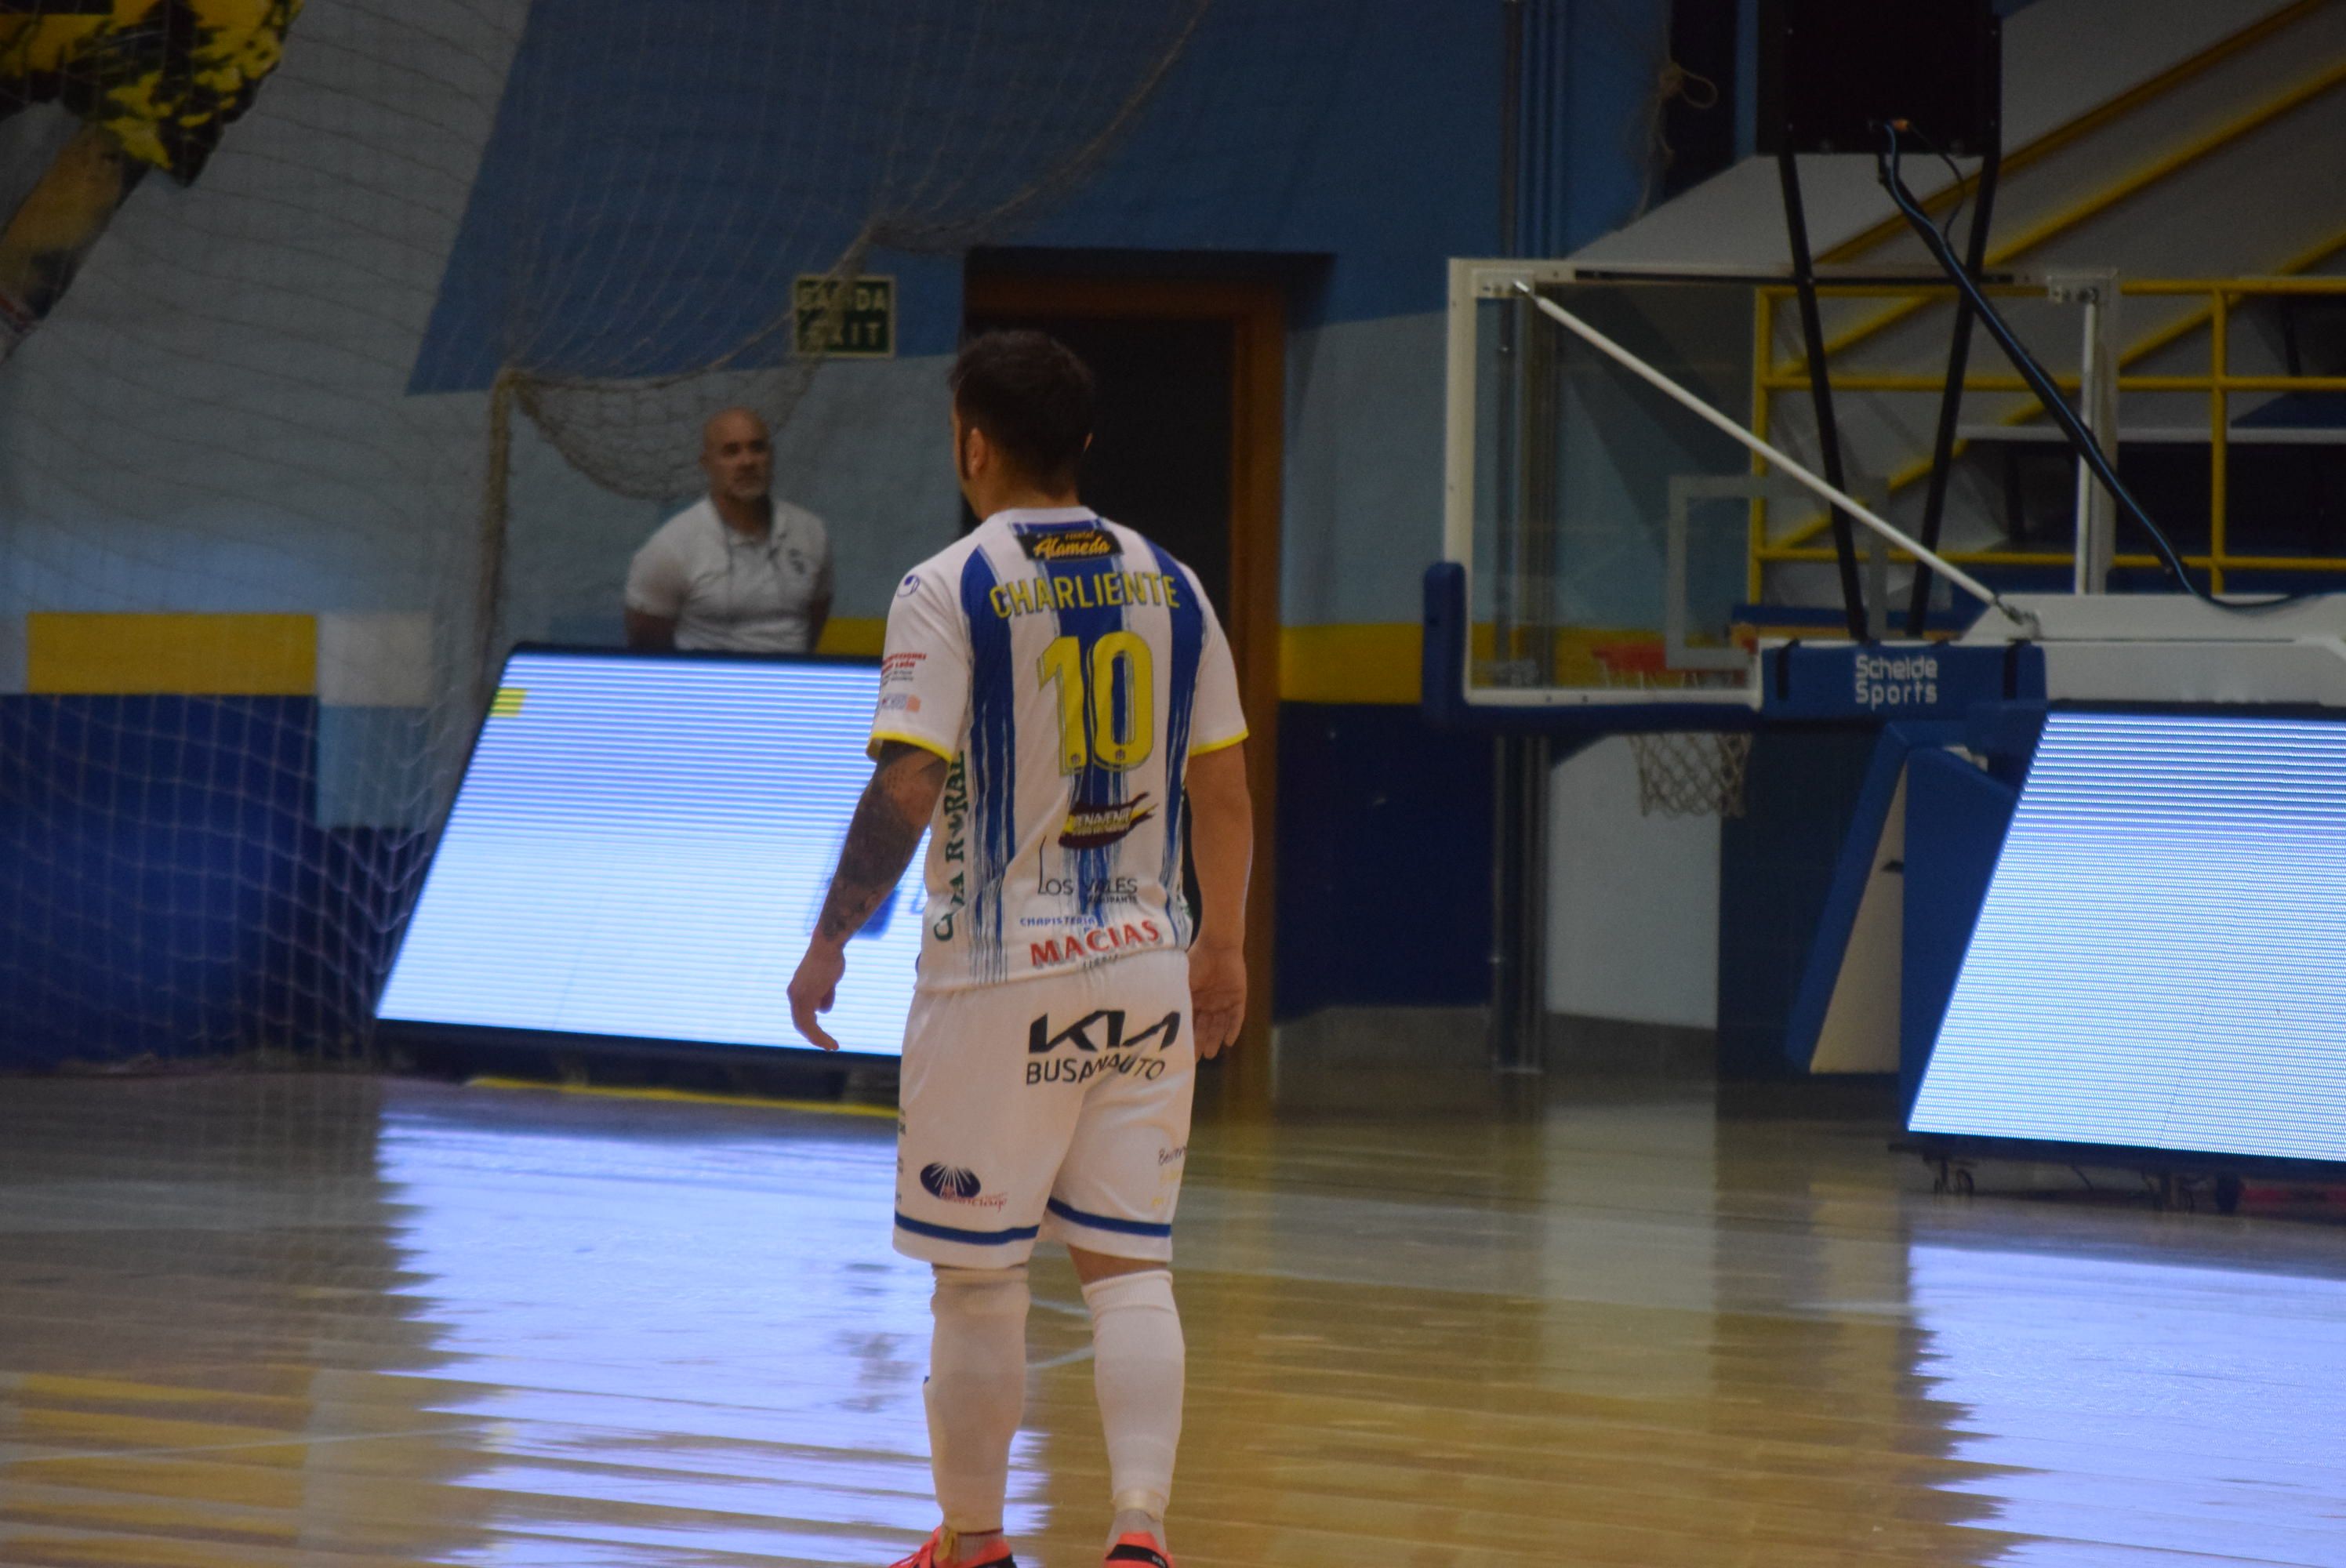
left=1757, top=0, right=2001, bottom=157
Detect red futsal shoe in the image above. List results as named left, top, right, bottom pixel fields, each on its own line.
left=890, top=1527, right=1016, bottom=1568
left=1106, top=1535, right=1175, bottom=1568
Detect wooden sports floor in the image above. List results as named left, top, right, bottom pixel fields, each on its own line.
left=4, top=1071, right=2344, bottom=1568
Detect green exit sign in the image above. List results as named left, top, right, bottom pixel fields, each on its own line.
left=794, top=274, right=895, bottom=358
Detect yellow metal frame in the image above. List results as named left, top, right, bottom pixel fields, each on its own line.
left=1818, top=0, right=2331, bottom=269
left=1749, top=275, right=2346, bottom=601
left=1795, top=49, right=2346, bottom=376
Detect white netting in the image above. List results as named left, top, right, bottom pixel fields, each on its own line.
left=495, top=1, right=1211, bottom=502
left=1624, top=728, right=1750, bottom=818
left=1593, top=647, right=1751, bottom=818
left=0, top=0, right=1214, bottom=1067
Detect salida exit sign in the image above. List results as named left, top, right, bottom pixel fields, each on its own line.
left=794, top=274, right=895, bottom=358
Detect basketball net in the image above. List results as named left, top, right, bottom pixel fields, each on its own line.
left=1592, top=644, right=1752, bottom=819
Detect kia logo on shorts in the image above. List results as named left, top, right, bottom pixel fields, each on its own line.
left=920, top=1163, right=982, bottom=1200
left=1027, top=1009, right=1182, bottom=1055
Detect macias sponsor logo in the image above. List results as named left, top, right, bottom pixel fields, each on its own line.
left=1026, top=1007, right=1184, bottom=1085
left=988, top=569, right=1182, bottom=620
left=1059, top=793, right=1154, bottom=851
left=1028, top=920, right=1165, bottom=969
left=1854, top=651, right=1941, bottom=710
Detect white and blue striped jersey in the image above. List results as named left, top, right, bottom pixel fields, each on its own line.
left=871, top=506, right=1247, bottom=992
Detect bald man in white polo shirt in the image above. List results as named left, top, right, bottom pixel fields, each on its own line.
left=625, top=407, right=835, bottom=654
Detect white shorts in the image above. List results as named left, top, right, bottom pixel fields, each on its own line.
left=894, top=950, right=1194, bottom=1269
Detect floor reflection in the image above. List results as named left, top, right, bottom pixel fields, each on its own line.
left=0, top=1074, right=489, bottom=1567
left=376, top=1086, right=1044, bottom=1563
left=1908, top=1242, right=2346, bottom=1568
left=6, top=1074, right=2344, bottom=1566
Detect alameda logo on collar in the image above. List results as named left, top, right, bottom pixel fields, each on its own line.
left=1018, top=525, right=1116, bottom=561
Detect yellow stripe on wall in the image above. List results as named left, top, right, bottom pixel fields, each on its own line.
left=823, top=619, right=1665, bottom=706
left=16, top=611, right=1670, bottom=708
left=815, top=617, right=886, bottom=656
left=826, top=618, right=1435, bottom=704
left=1280, top=624, right=1422, bottom=705
left=26, top=613, right=317, bottom=695
left=1277, top=623, right=1690, bottom=705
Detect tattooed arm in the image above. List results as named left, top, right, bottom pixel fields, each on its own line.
left=789, top=742, right=949, bottom=1049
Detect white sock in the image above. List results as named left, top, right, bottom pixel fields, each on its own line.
left=1083, top=1269, right=1184, bottom=1533
left=1111, top=1506, right=1170, bottom=1555
left=928, top=1265, right=1030, bottom=1535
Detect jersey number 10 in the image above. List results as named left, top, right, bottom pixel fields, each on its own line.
left=1039, top=633, right=1155, bottom=774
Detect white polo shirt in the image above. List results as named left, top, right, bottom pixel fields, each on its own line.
left=625, top=497, right=834, bottom=653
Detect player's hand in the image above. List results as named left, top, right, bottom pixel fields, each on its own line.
left=1188, top=938, right=1247, bottom=1060
left=789, top=942, right=845, bottom=1051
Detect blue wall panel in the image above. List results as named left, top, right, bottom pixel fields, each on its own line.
left=0, top=698, right=423, bottom=1069
left=415, top=0, right=1683, bottom=388
left=413, top=0, right=1528, bottom=391
left=1275, top=703, right=1494, bottom=1018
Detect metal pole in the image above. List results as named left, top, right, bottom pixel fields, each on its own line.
left=475, top=368, right=518, bottom=713
left=1492, top=0, right=1525, bottom=665
left=1488, top=0, right=1547, bottom=1075
left=2072, top=276, right=2118, bottom=593
left=1499, top=0, right=1523, bottom=260
left=1514, top=284, right=2038, bottom=632
left=1777, top=150, right=1869, bottom=641
left=1906, top=143, right=1999, bottom=633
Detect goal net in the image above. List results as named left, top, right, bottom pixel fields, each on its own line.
left=0, top=0, right=1211, bottom=1068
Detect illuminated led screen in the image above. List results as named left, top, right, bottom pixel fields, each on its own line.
left=1910, top=711, right=2346, bottom=1162
left=378, top=651, right=925, bottom=1057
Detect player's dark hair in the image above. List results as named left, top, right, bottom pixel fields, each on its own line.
left=949, top=330, right=1095, bottom=488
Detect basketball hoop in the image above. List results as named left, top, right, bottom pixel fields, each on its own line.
left=1592, top=641, right=1752, bottom=819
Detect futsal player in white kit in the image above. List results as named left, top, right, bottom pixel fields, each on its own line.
left=789, top=330, right=1254, bottom=1568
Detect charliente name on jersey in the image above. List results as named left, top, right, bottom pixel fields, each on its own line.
left=987, top=568, right=1185, bottom=620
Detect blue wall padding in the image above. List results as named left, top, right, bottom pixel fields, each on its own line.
left=1965, top=701, right=2048, bottom=791
left=1274, top=702, right=1493, bottom=1018
left=0, top=698, right=424, bottom=1069
left=1717, top=728, right=1879, bottom=1077
left=1781, top=722, right=1964, bottom=1073
left=1900, top=747, right=2019, bottom=1116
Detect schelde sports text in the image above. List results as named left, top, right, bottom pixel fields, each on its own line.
left=988, top=571, right=1185, bottom=620
left=1854, top=651, right=1940, bottom=710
